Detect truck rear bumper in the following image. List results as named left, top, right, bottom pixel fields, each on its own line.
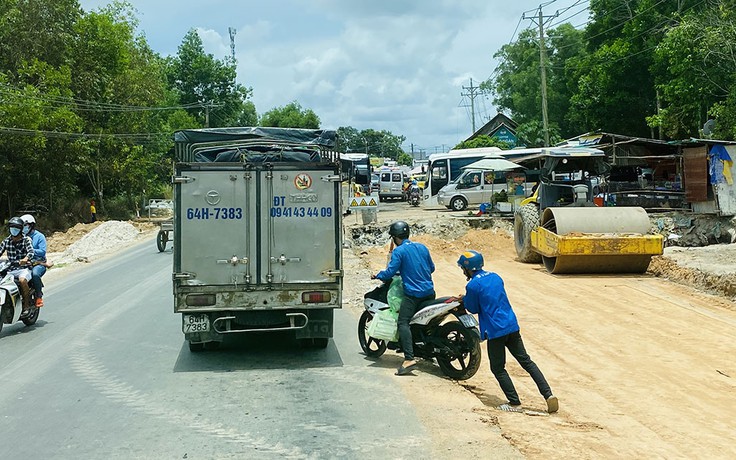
left=183, top=308, right=334, bottom=343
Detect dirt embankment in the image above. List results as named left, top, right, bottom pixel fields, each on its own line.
left=345, top=207, right=736, bottom=459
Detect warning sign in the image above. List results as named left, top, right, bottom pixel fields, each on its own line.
left=349, top=194, right=378, bottom=210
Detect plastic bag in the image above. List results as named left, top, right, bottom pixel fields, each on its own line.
left=366, top=277, right=404, bottom=342
left=387, top=276, right=405, bottom=313
left=366, top=308, right=399, bottom=342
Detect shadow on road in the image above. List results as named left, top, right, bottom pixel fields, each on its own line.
left=173, top=331, right=344, bottom=373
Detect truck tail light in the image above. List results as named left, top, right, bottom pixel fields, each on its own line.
left=302, top=291, right=331, bottom=303
left=186, top=294, right=216, bottom=306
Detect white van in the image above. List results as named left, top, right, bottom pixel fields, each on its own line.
left=437, top=169, right=530, bottom=211
left=379, top=170, right=405, bottom=201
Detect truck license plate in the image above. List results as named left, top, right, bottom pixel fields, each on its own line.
left=458, top=314, right=478, bottom=328
left=183, top=314, right=210, bottom=333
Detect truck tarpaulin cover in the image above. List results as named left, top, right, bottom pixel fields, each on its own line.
left=174, top=127, right=337, bottom=163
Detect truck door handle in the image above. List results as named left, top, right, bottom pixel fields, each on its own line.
left=216, top=256, right=249, bottom=266
left=270, top=254, right=301, bottom=265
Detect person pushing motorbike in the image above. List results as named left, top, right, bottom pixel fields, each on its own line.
left=0, top=217, right=35, bottom=313
left=371, top=221, right=436, bottom=375
left=457, top=250, right=559, bottom=413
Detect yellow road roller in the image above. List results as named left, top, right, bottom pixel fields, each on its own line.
left=513, top=149, right=664, bottom=274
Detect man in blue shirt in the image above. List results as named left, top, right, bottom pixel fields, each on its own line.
left=372, top=221, right=435, bottom=375
left=21, top=214, right=48, bottom=307
left=458, top=250, right=558, bottom=413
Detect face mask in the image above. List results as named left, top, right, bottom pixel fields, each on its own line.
left=9, top=227, right=21, bottom=237
left=22, top=225, right=30, bottom=235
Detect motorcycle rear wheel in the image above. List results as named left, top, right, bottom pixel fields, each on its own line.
left=358, top=311, right=387, bottom=358
left=22, top=307, right=39, bottom=326
left=436, top=321, right=481, bottom=380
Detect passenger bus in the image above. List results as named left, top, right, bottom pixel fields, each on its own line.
left=423, top=147, right=503, bottom=205
left=424, top=146, right=586, bottom=205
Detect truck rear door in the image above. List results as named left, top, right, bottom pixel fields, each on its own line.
left=176, top=167, right=253, bottom=285
left=258, top=165, right=340, bottom=285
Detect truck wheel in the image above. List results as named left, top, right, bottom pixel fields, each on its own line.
left=450, top=196, right=467, bottom=211
left=204, top=341, right=221, bottom=351
left=312, top=338, right=329, bottom=349
left=514, top=203, right=542, bottom=263
left=188, top=341, right=204, bottom=352
left=156, top=230, right=168, bottom=252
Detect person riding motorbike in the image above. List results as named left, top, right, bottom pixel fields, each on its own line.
left=409, top=179, right=421, bottom=205
left=0, top=217, right=35, bottom=313
left=21, top=214, right=49, bottom=307
left=371, top=221, right=436, bottom=375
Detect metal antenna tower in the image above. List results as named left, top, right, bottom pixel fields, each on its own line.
left=228, top=27, right=237, bottom=62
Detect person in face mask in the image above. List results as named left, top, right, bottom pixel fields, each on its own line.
left=0, top=217, right=34, bottom=313
left=21, top=214, right=49, bottom=307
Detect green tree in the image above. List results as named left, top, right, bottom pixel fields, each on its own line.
left=485, top=24, right=585, bottom=141
left=260, top=101, right=320, bottom=128
left=167, top=28, right=255, bottom=128
left=453, top=135, right=510, bottom=150
left=653, top=2, right=736, bottom=138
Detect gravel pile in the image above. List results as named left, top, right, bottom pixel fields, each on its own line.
left=57, top=221, right=140, bottom=263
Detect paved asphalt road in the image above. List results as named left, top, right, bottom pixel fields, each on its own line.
left=0, top=238, right=431, bottom=459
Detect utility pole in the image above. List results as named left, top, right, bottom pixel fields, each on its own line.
left=461, top=78, right=482, bottom=134
left=523, top=3, right=558, bottom=147
left=228, top=27, right=237, bottom=62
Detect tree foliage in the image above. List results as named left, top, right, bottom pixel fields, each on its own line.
left=453, top=135, right=510, bottom=150
left=260, top=101, right=320, bottom=129
left=336, top=126, right=406, bottom=160
left=487, top=0, right=721, bottom=142
left=0, top=0, right=257, bottom=226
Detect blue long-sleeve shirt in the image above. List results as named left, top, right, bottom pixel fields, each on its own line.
left=376, top=239, right=435, bottom=298
left=28, top=230, right=47, bottom=261
left=464, top=270, right=519, bottom=340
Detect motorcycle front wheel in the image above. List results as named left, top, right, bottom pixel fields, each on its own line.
left=357, top=310, right=388, bottom=358
left=436, top=321, right=481, bottom=380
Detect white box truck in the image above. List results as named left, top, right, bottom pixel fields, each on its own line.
left=172, top=128, right=343, bottom=351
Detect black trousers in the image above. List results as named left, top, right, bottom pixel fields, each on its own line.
left=397, top=292, right=435, bottom=360
left=487, top=330, right=552, bottom=405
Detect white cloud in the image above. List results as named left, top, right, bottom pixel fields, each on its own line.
left=79, top=0, right=551, bottom=151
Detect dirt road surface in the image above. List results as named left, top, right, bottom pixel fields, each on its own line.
left=344, top=203, right=736, bottom=459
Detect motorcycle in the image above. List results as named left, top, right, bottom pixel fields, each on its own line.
left=408, top=186, right=421, bottom=207
left=358, top=281, right=482, bottom=380
left=0, top=259, right=40, bottom=333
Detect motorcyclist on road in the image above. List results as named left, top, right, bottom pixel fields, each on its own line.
left=0, top=217, right=35, bottom=313
left=457, top=250, right=558, bottom=413
left=21, top=214, right=48, bottom=307
left=371, top=221, right=436, bottom=375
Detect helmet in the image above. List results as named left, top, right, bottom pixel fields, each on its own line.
left=412, top=179, right=418, bottom=185
left=8, top=217, right=23, bottom=229
left=20, top=214, right=35, bottom=225
left=388, top=221, right=410, bottom=239
left=457, top=250, right=484, bottom=271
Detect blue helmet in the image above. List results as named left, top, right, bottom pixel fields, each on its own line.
left=457, top=250, right=484, bottom=271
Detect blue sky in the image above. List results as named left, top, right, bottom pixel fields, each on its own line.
left=78, top=0, right=583, bottom=155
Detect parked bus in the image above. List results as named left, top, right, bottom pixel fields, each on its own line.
left=424, top=146, right=596, bottom=205
left=423, top=147, right=503, bottom=205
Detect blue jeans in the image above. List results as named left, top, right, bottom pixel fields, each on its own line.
left=31, top=264, right=46, bottom=297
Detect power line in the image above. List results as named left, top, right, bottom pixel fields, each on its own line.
left=0, top=126, right=171, bottom=143
left=0, top=85, right=205, bottom=112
